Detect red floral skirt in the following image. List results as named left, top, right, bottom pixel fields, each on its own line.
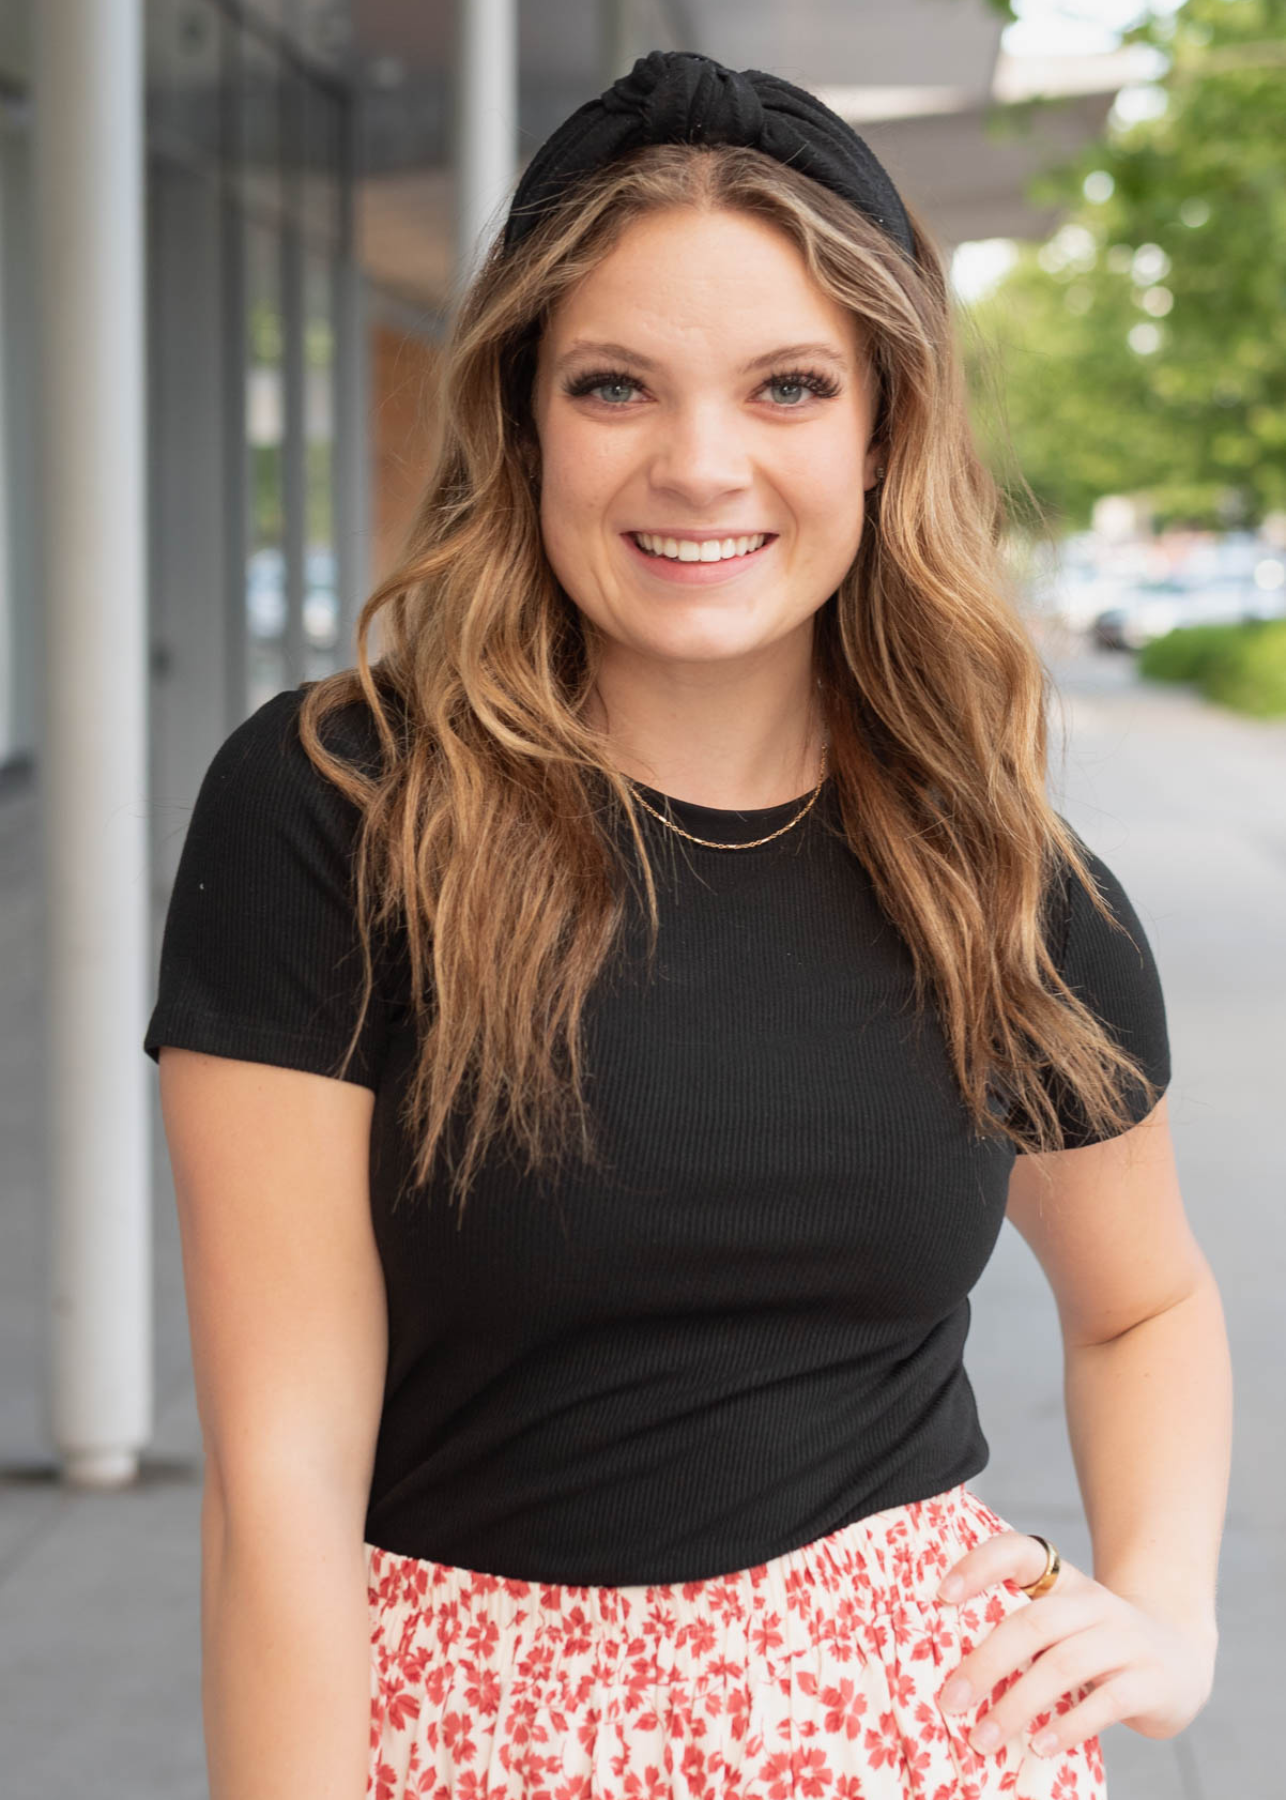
left=364, top=1482, right=1106, bottom=1798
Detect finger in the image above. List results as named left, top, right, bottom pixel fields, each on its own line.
left=937, top=1531, right=1064, bottom=1603
left=964, top=1624, right=1120, bottom=1755
left=1025, top=1665, right=1139, bottom=1758
left=938, top=1592, right=1100, bottom=1715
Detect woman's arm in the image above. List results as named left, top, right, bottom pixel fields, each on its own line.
left=1061, top=1257, right=1228, bottom=1650
left=1008, top=1094, right=1231, bottom=1646
left=935, top=1094, right=1231, bottom=1760
left=201, top=1476, right=374, bottom=1800
left=159, top=1047, right=388, bottom=1800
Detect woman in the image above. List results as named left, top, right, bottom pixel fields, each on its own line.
left=145, top=50, right=1229, bottom=1800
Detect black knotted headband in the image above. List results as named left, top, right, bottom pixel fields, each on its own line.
left=502, top=48, right=916, bottom=263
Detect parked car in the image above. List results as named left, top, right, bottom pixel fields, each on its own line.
left=1048, top=571, right=1134, bottom=634
left=1092, top=572, right=1286, bottom=651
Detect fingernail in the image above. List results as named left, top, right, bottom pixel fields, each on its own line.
left=1031, top=1729, right=1058, bottom=1756
left=939, top=1677, right=971, bottom=1709
left=971, top=1720, right=1000, bottom=1751
left=938, top=1574, right=964, bottom=1600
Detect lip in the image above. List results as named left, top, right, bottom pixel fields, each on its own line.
left=621, top=529, right=778, bottom=585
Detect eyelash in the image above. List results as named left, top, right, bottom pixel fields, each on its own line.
left=561, top=366, right=843, bottom=407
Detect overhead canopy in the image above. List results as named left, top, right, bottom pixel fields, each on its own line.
left=344, top=0, right=1140, bottom=310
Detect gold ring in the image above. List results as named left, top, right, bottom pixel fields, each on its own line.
left=1019, top=1535, right=1061, bottom=1598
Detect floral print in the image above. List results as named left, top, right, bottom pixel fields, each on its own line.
left=365, top=1482, right=1105, bottom=1798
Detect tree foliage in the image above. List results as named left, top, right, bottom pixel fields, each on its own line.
left=960, top=0, right=1286, bottom=533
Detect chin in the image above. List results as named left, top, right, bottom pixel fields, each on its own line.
left=664, top=649, right=779, bottom=675
left=628, top=603, right=791, bottom=656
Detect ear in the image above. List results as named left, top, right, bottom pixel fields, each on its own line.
left=863, top=440, right=886, bottom=492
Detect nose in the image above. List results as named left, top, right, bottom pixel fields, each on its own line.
left=645, top=399, right=754, bottom=510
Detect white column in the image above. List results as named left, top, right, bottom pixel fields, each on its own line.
left=34, top=0, right=151, bottom=1487
left=0, top=148, right=13, bottom=765
left=454, top=0, right=518, bottom=294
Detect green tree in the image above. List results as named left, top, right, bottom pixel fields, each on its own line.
left=962, top=0, right=1286, bottom=532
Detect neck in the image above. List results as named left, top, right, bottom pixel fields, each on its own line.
left=584, top=645, right=826, bottom=810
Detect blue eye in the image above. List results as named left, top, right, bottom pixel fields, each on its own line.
left=766, top=370, right=842, bottom=405
left=560, top=365, right=842, bottom=407
left=563, top=371, right=640, bottom=405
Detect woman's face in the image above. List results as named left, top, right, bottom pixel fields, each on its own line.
left=530, top=205, right=882, bottom=677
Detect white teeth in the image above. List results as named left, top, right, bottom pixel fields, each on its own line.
left=634, top=532, right=768, bottom=562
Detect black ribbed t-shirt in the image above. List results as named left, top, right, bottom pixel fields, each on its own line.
left=144, top=685, right=1171, bottom=1584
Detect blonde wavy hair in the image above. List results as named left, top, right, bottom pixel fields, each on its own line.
left=299, top=141, right=1163, bottom=1212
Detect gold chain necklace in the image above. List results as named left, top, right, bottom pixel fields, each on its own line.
left=627, top=740, right=830, bottom=850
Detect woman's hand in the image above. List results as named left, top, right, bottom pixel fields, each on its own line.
left=934, top=1531, right=1217, bottom=1760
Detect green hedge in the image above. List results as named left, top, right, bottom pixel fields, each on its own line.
left=1138, top=618, right=1286, bottom=718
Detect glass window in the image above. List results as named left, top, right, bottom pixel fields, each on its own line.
left=148, top=5, right=351, bottom=717
left=300, top=76, right=342, bottom=678
left=302, top=69, right=342, bottom=254
left=245, top=219, right=287, bottom=713
left=145, top=0, right=223, bottom=168
left=234, top=16, right=283, bottom=226
left=303, top=250, right=338, bottom=678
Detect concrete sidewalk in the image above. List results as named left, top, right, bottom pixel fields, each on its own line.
left=1, top=637, right=1281, bottom=1797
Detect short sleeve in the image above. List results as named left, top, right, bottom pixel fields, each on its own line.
left=143, top=685, right=393, bottom=1089
left=1016, top=825, right=1172, bottom=1151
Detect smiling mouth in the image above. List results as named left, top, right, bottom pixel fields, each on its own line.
left=630, top=531, right=774, bottom=563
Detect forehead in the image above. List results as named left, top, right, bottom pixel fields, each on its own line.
left=539, top=206, right=863, bottom=363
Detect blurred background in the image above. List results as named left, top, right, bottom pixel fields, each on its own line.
left=0, top=3, right=1282, bottom=1796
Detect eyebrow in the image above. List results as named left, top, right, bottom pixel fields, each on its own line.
left=555, top=339, right=851, bottom=374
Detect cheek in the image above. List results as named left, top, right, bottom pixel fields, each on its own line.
left=541, top=418, right=625, bottom=513
left=792, top=465, right=866, bottom=563
left=778, top=421, right=866, bottom=520
left=538, top=462, right=618, bottom=598
left=542, top=428, right=644, bottom=578
left=800, top=455, right=863, bottom=507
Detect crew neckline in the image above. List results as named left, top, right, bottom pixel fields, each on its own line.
left=627, top=773, right=833, bottom=846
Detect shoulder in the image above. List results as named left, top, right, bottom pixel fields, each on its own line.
left=1037, top=814, right=1172, bottom=1145
left=1047, top=817, right=1165, bottom=999
left=187, top=682, right=388, bottom=854
left=168, top=681, right=396, bottom=952
left=146, top=682, right=399, bottom=1084
left=203, top=682, right=383, bottom=790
